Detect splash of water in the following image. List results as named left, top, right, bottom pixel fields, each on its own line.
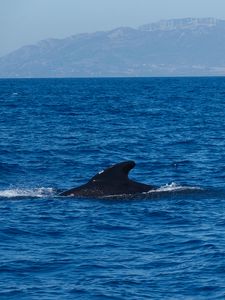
left=0, top=187, right=55, bottom=198
left=149, top=182, right=202, bottom=193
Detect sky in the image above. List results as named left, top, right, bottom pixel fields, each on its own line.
left=1, top=0, right=225, bottom=57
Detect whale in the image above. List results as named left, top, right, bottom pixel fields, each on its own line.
left=59, top=161, right=155, bottom=197
left=59, top=160, right=156, bottom=197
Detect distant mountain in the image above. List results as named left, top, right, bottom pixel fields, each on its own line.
left=1, top=17, right=225, bottom=77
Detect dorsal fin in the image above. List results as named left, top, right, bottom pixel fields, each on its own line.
left=90, top=161, right=135, bottom=182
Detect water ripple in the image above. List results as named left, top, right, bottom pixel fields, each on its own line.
left=1, top=78, right=225, bottom=299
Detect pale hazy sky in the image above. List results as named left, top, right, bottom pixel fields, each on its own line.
left=1, top=0, right=225, bottom=57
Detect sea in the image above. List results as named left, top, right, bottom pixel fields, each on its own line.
left=1, top=77, right=225, bottom=300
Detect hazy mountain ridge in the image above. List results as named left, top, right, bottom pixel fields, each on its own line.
left=1, top=18, right=225, bottom=77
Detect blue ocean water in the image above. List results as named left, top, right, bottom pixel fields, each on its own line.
left=1, top=77, right=225, bottom=299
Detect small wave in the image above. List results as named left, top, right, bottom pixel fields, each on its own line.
left=0, top=188, right=55, bottom=198
left=147, top=182, right=202, bottom=193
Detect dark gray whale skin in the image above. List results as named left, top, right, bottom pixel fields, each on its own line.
left=59, top=161, right=155, bottom=197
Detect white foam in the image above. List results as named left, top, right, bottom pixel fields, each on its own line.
left=147, top=182, right=202, bottom=193
left=0, top=188, right=55, bottom=198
